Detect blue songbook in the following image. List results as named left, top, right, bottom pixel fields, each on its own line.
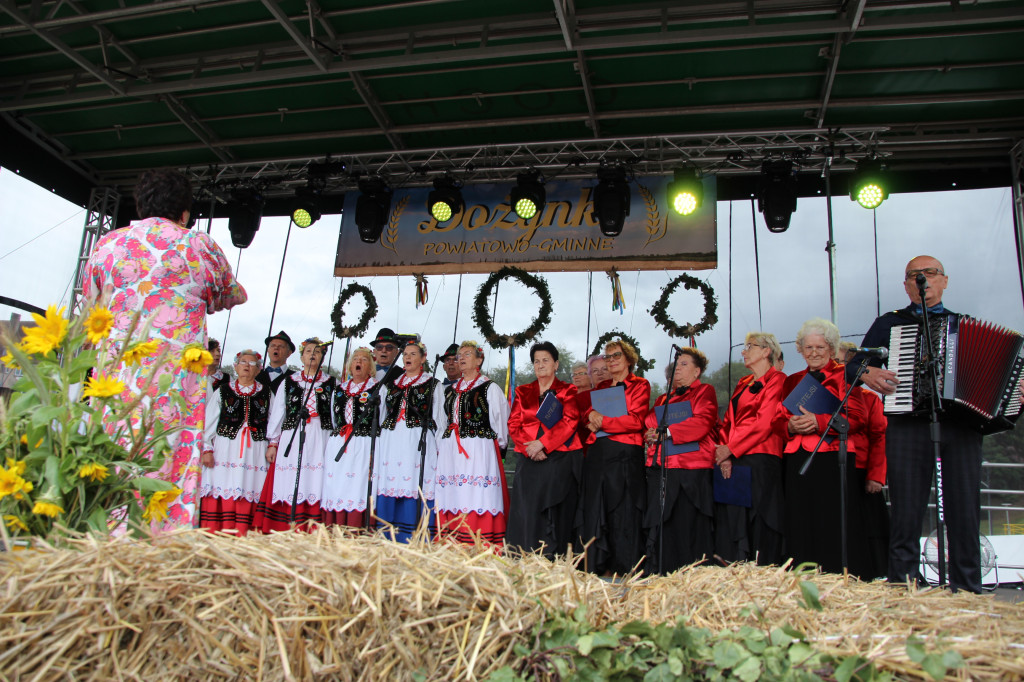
left=652, top=401, right=699, bottom=456
left=536, top=391, right=563, bottom=429
left=590, top=384, right=627, bottom=438
left=713, top=465, right=752, bottom=507
left=782, top=373, right=840, bottom=416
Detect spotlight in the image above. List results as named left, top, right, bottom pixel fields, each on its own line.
left=427, top=177, right=464, bottom=223
left=667, top=169, right=703, bottom=216
left=355, top=177, right=392, bottom=244
left=756, top=160, right=798, bottom=233
left=290, top=190, right=322, bottom=228
left=590, top=166, right=630, bottom=237
left=227, top=188, right=264, bottom=249
left=509, top=171, right=545, bottom=220
left=850, top=159, right=888, bottom=209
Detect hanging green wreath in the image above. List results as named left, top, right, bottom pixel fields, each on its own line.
left=331, top=283, right=378, bottom=339
left=472, top=266, right=553, bottom=349
left=649, top=274, right=718, bottom=339
left=590, top=330, right=655, bottom=377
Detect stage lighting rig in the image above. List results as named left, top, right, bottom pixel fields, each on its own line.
left=850, top=159, right=888, bottom=209
left=227, top=187, right=264, bottom=249
left=510, top=171, right=545, bottom=220
left=667, top=168, right=703, bottom=216
left=756, top=159, right=798, bottom=233
left=355, top=177, right=393, bottom=244
left=590, top=165, right=630, bottom=237
left=427, top=176, right=464, bottom=223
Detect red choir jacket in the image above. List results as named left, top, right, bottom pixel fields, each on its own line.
left=584, top=373, right=652, bottom=447
left=508, top=378, right=583, bottom=454
left=851, top=387, right=887, bottom=484
left=574, top=389, right=593, bottom=449
left=643, top=380, right=717, bottom=468
left=716, top=367, right=786, bottom=458
left=771, top=359, right=868, bottom=454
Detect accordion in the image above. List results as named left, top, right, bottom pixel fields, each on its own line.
left=883, top=315, right=1024, bottom=434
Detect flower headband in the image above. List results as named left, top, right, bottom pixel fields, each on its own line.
left=234, top=350, right=262, bottom=363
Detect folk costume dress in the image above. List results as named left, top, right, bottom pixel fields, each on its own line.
left=506, top=378, right=584, bottom=558
left=375, top=371, right=443, bottom=542
left=435, top=376, right=510, bottom=547
left=256, top=370, right=335, bottom=531
left=850, top=387, right=890, bottom=579
left=771, top=359, right=877, bottom=579
left=82, top=216, right=246, bottom=530
left=199, top=379, right=271, bottom=535
left=578, top=374, right=652, bottom=575
left=642, top=381, right=718, bottom=573
left=713, top=366, right=787, bottom=566
left=322, top=377, right=378, bottom=528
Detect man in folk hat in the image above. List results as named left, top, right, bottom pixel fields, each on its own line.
left=440, top=343, right=460, bottom=386
left=257, top=330, right=296, bottom=394
left=371, top=327, right=401, bottom=381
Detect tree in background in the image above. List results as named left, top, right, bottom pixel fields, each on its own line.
left=488, top=343, right=579, bottom=393
left=703, top=361, right=751, bottom=418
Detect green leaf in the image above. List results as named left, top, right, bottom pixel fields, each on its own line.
left=576, top=634, right=594, bottom=655
left=132, top=476, right=173, bottom=493
left=485, top=667, right=522, bottom=682
left=30, top=405, right=65, bottom=428
left=620, top=621, right=655, bottom=638
left=834, top=655, right=865, bottom=682
left=733, top=655, right=763, bottom=682
left=667, top=654, right=684, bottom=676
left=158, top=372, right=174, bottom=395
left=770, top=627, right=797, bottom=647
left=643, top=663, right=677, bottom=682
left=798, top=580, right=823, bottom=611
left=905, top=636, right=926, bottom=663
left=920, top=654, right=947, bottom=681
left=941, top=649, right=964, bottom=669
left=712, top=640, right=747, bottom=669
left=788, top=642, right=816, bottom=667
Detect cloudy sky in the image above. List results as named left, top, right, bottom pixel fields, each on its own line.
left=2, top=166, right=1021, bottom=391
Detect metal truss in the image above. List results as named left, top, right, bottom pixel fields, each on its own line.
left=70, top=186, right=119, bottom=316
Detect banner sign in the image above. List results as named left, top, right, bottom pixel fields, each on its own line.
left=334, top=175, right=717, bottom=276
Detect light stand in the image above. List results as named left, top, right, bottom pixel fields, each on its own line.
left=652, top=348, right=683, bottom=575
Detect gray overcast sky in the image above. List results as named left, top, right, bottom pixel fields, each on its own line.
left=2, top=166, right=1022, bottom=390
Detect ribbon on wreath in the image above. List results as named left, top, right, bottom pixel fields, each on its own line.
left=504, top=345, right=516, bottom=407
left=414, top=274, right=428, bottom=308
left=608, top=268, right=626, bottom=315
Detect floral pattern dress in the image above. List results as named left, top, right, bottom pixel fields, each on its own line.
left=83, top=216, right=247, bottom=530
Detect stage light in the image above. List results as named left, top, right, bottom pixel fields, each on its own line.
left=667, top=169, right=703, bottom=216
left=509, top=171, right=545, bottom=220
left=850, top=159, right=888, bottom=209
left=355, top=177, right=392, bottom=244
left=428, top=177, right=464, bottom=223
left=756, top=160, right=798, bottom=233
left=227, top=188, right=264, bottom=249
left=590, top=165, right=630, bottom=237
left=290, top=192, right=321, bottom=228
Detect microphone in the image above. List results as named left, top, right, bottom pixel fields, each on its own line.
left=671, top=343, right=687, bottom=353
left=849, top=346, right=889, bottom=360
left=916, top=273, right=929, bottom=289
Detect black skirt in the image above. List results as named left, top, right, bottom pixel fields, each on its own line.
left=506, top=449, right=583, bottom=558
left=714, top=453, right=785, bottom=565
left=783, top=448, right=888, bottom=580
left=576, top=438, right=646, bottom=575
left=642, top=467, right=714, bottom=574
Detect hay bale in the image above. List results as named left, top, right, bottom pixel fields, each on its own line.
left=1, top=529, right=1022, bottom=680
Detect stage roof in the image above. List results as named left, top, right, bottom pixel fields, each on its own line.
left=2, top=0, right=1023, bottom=210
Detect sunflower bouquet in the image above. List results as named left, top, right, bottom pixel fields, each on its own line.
left=0, top=303, right=185, bottom=542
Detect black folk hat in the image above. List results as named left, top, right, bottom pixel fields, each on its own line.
left=264, top=330, right=296, bottom=353
left=441, top=343, right=459, bottom=360
left=372, top=327, right=399, bottom=346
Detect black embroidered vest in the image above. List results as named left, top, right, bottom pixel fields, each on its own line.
left=442, top=380, right=497, bottom=440
left=215, top=381, right=272, bottom=441
left=281, top=374, right=336, bottom=432
left=331, top=380, right=377, bottom=437
left=381, top=377, right=438, bottom=431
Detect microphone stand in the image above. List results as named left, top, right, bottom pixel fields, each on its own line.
left=281, top=346, right=330, bottom=527
left=916, top=273, right=947, bottom=586
left=799, top=356, right=870, bottom=573
left=363, top=355, right=405, bottom=532
left=653, top=349, right=682, bottom=575
left=414, top=355, right=442, bottom=535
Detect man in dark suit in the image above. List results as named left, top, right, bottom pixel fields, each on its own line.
left=257, top=330, right=296, bottom=395
left=440, top=343, right=460, bottom=386
left=848, top=255, right=984, bottom=593
left=371, top=327, right=401, bottom=381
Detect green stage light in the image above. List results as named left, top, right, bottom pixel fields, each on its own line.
left=427, top=177, right=463, bottom=223
left=850, top=159, right=888, bottom=209
left=510, top=171, right=545, bottom=221
left=667, top=168, right=703, bottom=216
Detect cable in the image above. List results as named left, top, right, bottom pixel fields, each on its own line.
left=750, top=197, right=763, bottom=330
left=872, top=208, right=881, bottom=318
left=453, top=273, right=463, bottom=344
left=728, top=200, right=734, bottom=392
left=0, top=209, right=84, bottom=261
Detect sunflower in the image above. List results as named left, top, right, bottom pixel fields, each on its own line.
left=0, top=349, right=17, bottom=369
left=179, top=345, right=214, bottom=374
left=78, top=462, right=110, bottom=482
left=123, top=339, right=160, bottom=366
left=3, top=515, right=28, bottom=532
left=20, top=305, right=68, bottom=355
left=32, top=500, right=64, bottom=518
left=82, top=373, right=126, bottom=399
left=84, top=306, right=114, bottom=344
left=6, top=457, right=26, bottom=476
left=143, top=486, right=183, bottom=523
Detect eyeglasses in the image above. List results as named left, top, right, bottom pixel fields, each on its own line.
left=235, top=360, right=260, bottom=367
left=603, top=351, right=624, bottom=361
left=571, top=370, right=588, bottom=377
left=905, top=267, right=944, bottom=280
left=374, top=343, right=397, bottom=352
left=742, top=343, right=764, bottom=351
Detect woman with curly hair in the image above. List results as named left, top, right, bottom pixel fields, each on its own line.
left=82, top=168, right=246, bottom=530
